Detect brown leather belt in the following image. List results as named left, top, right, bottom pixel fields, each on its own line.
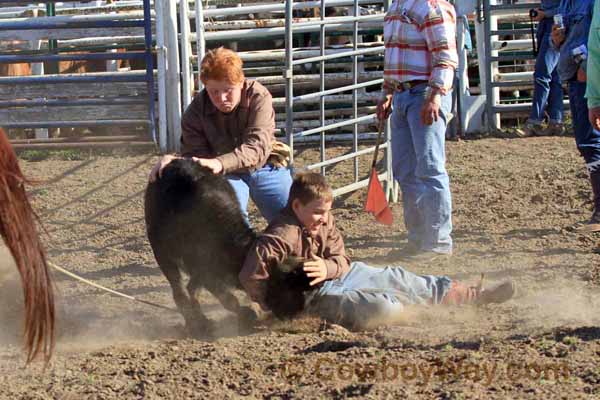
left=390, top=80, right=428, bottom=92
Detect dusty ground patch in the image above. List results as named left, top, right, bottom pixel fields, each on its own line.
left=1, top=136, right=600, bottom=399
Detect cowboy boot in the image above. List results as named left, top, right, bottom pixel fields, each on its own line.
left=441, top=275, right=515, bottom=306
left=579, top=170, right=600, bottom=232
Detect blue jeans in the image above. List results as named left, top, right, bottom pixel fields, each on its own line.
left=568, top=81, right=600, bottom=167
left=528, top=18, right=563, bottom=125
left=390, top=84, right=453, bottom=253
left=308, top=261, right=452, bottom=329
left=226, top=164, right=293, bottom=223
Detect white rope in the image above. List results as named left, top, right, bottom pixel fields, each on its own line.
left=48, top=261, right=178, bottom=313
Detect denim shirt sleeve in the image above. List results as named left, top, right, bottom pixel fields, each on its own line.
left=556, top=3, right=593, bottom=81
left=541, top=0, right=561, bottom=18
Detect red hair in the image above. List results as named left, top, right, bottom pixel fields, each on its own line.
left=0, top=128, right=54, bottom=363
left=200, top=47, right=245, bottom=85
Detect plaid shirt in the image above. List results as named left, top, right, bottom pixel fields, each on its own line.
left=383, top=0, right=458, bottom=95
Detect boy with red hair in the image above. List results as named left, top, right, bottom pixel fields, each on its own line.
left=150, top=47, right=292, bottom=222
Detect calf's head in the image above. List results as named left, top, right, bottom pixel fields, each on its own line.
left=265, top=257, right=316, bottom=320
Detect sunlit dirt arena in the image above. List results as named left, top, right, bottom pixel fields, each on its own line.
left=1, top=135, right=600, bottom=399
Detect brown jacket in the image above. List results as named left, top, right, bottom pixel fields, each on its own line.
left=239, top=207, right=351, bottom=308
left=180, top=79, right=275, bottom=174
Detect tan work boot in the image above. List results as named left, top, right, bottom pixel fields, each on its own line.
left=441, top=275, right=515, bottom=306
left=474, top=280, right=516, bottom=305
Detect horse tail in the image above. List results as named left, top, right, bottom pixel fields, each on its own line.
left=0, top=128, right=54, bottom=363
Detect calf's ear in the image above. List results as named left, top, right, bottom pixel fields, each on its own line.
left=276, top=256, right=307, bottom=273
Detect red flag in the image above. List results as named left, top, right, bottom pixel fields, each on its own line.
left=365, top=167, right=393, bottom=225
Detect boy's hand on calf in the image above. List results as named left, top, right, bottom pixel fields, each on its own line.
left=149, top=154, right=178, bottom=182
left=303, top=255, right=328, bottom=286
left=191, top=157, right=224, bottom=174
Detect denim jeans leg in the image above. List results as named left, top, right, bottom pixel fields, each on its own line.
left=547, top=68, right=564, bottom=123
left=404, top=86, right=453, bottom=253
left=246, top=165, right=293, bottom=223
left=226, top=174, right=251, bottom=221
left=529, top=19, right=562, bottom=124
left=391, top=92, right=424, bottom=247
left=309, top=262, right=452, bottom=328
left=569, top=81, right=600, bottom=164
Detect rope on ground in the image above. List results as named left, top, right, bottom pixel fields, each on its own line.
left=48, top=261, right=179, bottom=313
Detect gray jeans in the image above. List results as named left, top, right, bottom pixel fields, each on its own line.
left=307, top=262, right=451, bottom=329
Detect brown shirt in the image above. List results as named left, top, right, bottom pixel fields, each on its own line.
left=180, top=79, right=276, bottom=174
left=239, top=207, right=351, bottom=308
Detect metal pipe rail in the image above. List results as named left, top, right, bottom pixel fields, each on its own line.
left=201, top=21, right=382, bottom=41
left=490, top=54, right=535, bottom=62
left=288, top=14, right=382, bottom=29
left=0, top=51, right=146, bottom=64
left=0, top=19, right=146, bottom=30
left=0, top=71, right=148, bottom=85
left=199, top=0, right=383, bottom=18
left=490, top=28, right=531, bottom=36
left=306, top=141, right=388, bottom=170
left=294, top=114, right=376, bottom=137
left=331, top=172, right=388, bottom=197
left=3, top=120, right=151, bottom=129
left=0, top=11, right=149, bottom=23
left=293, top=79, right=383, bottom=101
left=0, top=97, right=146, bottom=108
left=291, top=46, right=383, bottom=65
left=489, top=2, right=540, bottom=12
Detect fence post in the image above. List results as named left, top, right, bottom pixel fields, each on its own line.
left=285, top=0, right=294, bottom=163
left=155, top=0, right=168, bottom=152
left=164, top=0, right=182, bottom=151
left=179, top=0, right=193, bottom=109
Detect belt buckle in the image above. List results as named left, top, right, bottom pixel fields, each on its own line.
left=400, top=82, right=412, bottom=91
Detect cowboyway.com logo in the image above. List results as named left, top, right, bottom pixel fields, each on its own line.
left=278, top=357, right=571, bottom=385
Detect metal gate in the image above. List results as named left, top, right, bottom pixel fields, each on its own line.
left=176, top=0, right=393, bottom=199
left=481, top=0, right=569, bottom=131
left=0, top=0, right=157, bottom=144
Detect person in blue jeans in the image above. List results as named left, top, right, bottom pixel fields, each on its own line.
left=376, top=0, right=458, bottom=261
left=149, top=48, right=292, bottom=223
left=552, top=0, right=600, bottom=231
left=240, top=172, right=515, bottom=330
left=524, top=0, right=564, bottom=136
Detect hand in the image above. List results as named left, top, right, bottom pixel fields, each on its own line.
left=376, top=94, right=393, bottom=121
left=149, top=154, right=178, bottom=182
left=191, top=157, right=223, bottom=174
left=533, top=9, right=545, bottom=22
left=420, top=94, right=441, bottom=126
left=577, top=67, right=587, bottom=82
left=303, top=255, right=328, bottom=286
left=551, top=25, right=565, bottom=47
left=589, top=107, right=600, bottom=130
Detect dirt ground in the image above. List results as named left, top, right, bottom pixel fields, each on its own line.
left=1, top=135, right=600, bottom=399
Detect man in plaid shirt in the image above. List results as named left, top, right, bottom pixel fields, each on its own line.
left=376, top=0, right=458, bottom=261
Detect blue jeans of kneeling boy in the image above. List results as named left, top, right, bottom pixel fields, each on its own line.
left=307, top=261, right=452, bottom=329
left=226, top=164, right=293, bottom=223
